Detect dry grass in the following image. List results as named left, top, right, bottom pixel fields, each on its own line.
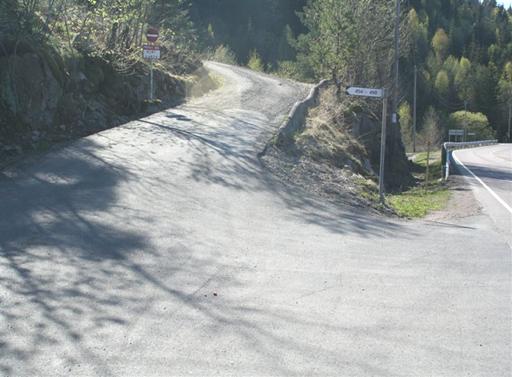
left=262, top=86, right=381, bottom=209
left=295, top=87, right=370, bottom=175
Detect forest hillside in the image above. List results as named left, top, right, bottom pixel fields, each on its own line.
left=189, top=0, right=512, bottom=144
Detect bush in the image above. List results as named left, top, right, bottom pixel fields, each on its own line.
left=449, top=111, right=495, bottom=140
left=210, top=45, right=237, bottom=65
left=247, top=50, right=264, bottom=72
left=274, top=60, right=313, bottom=81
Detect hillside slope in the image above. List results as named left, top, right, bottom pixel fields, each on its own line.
left=0, top=47, right=217, bottom=166
left=261, top=85, right=412, bottom=210
left=0, top=0, right=204, bottom=166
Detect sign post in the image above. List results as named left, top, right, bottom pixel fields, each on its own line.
left=448, top=129, right=464, bottom=142
left=346, top=86, right=387, bottom=203
left=144, top=27, right=160, bottom=100
left=150, top=60, right=153, bottom=101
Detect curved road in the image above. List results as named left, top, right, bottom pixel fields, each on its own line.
left=0, top=63, right=510, bottom=376
left=453, top=144, right=512, bottom=244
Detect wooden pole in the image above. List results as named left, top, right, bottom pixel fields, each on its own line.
left=379, top=90, right=388, bottom=203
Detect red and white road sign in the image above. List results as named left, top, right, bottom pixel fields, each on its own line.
left=146, top=27, right=159, bottom=43
left=143, top=45, right=160, bottom=60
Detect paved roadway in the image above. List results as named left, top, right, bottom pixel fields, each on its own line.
left=0, top=63, right=510, bottom=377
left=452, top=145, right=512, bottom=245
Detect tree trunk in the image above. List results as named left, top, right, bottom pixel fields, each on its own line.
left=108, top=22, right=118, bottom=50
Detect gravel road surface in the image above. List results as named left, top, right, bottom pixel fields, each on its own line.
left=0, top=63, right=510, bottom=377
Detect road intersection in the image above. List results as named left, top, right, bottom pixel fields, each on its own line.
left=0, top=63, right=510, bottom=376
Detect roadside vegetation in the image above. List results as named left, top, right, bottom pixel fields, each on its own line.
left=388, top=186, right=450, bottom=218
left=196, top=0, right=511, bottom=144
left=388, top=150, right=451, bottom=218
left=388, top=108, right=450, bottom=218
left=203, top=0, right=510, bottom=210
left=262, top=86, right=383, bottom=209
left=262, top=84, right=451, bottom=218
left=0, top=0, right=203, bottom=165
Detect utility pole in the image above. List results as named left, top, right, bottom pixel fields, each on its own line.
left=379, top=90, right=388, bottom=204
left=392, top=0, right=401, bottom=128
left=413, top=65, right=417, bottom=153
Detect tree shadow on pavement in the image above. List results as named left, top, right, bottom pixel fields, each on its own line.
left=0, top=139, right=151, bottom=375
left=0, top=101, right=416, bottom=376
left=0, top=139, right=225, bottom=375
left=135, top=107, right=411, bottom=240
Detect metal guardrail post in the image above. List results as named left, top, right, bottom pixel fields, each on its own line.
left=441, top=147, right=447, bottom=180
left=444, top=150, right=451, bottom=180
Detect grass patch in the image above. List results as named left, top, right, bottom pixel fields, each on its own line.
left=414, top=150, right=441, bottom=167
left=389, top=149, right=450, bottom=218
left=388, top=186, right=450, bottom=218
left=411, top=149, right=443, bottom=180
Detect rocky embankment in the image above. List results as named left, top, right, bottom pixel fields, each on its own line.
left=0, top=45, right=206, bottom=166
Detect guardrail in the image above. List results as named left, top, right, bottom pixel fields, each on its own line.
left=442, top=140, right=498, bottom=180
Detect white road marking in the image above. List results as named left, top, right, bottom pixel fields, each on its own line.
left=452, top=151, right=512, bottom=215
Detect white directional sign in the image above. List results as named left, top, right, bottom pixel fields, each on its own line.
left=346, top=87, right=383, bottom=98
left=449, top=129, right=464, bottom=136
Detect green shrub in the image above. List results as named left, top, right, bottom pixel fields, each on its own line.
left=274, top=60, right=299, bottom=79
left=210, top=45, right=237, bottom=65
left=247, top=50, right=264, bottom=72
left=449, top=111, right=495, bottom=140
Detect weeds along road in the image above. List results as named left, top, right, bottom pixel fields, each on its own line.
left=0, top=62, right=510, bottom=377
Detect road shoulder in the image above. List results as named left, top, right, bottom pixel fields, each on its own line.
left=425, top=174, right=482, bottom=222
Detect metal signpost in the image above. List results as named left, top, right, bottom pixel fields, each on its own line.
left=346, top=86, right=387, bottom=203
left=144, top=27, right=160, bottom=100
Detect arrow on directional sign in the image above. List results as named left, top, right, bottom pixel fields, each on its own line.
left=346, top=87, right=384, bottom=98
